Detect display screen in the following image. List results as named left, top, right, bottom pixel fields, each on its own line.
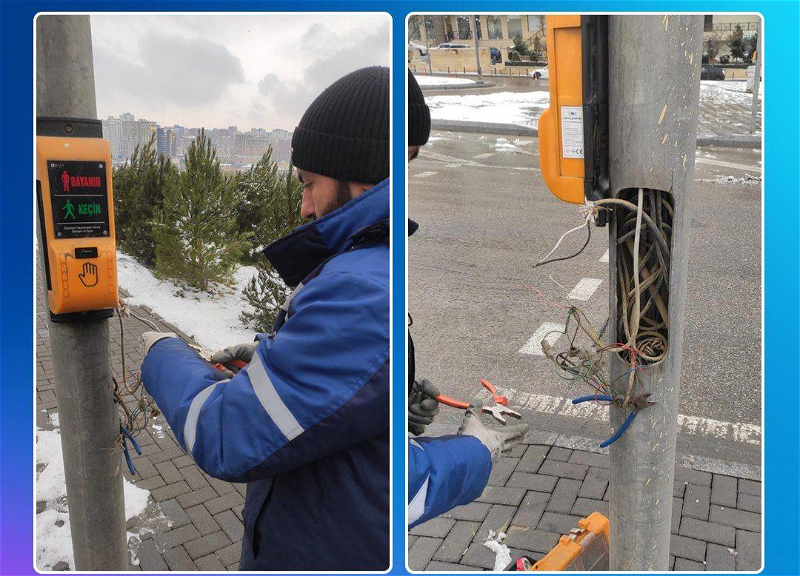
left=47, top=159, right=111, bottom=239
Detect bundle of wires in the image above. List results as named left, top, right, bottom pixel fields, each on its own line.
left=535, top=188, right=672, bottom=407
left=541, top=307, right=646, bottom=404
left=113, top=304, right=161, bottom=465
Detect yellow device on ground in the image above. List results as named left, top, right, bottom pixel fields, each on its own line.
left=37, top=118, right=118, bottom=318
left=530, top=512, right=609, bottom=571
left=538, top=15, right=585, bottom=205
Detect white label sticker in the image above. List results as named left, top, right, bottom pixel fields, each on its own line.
left=560, top=106, right=584, bottom=159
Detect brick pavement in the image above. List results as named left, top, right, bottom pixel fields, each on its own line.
left=36, top=271, right=245, bottom=571
left=409, top=440, right=761, bottom=571
left=35, top=267, right=763, bottom=572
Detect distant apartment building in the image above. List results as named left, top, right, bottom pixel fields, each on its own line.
left=103, top=114, right=292, bottom=169
left=156, top=127, right=177, bottom=160
left=409, top=15, right=547, bottom=60
left=102, top=113, right=158, bottom=163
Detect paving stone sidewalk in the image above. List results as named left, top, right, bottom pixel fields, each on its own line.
left=36, top=272, right=245, bottom=571
left=409, top=439, right=761, bottom=572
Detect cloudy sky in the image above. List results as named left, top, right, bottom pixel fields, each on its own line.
left=91, top=14, right=390, bottom=131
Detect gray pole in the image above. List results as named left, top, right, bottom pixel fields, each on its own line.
left=36, top=15, right=128, bottom=571
left=606, top=15, right=703, bottom=570
left=749, top=22, right=761, bottom=134
left=470, top=15, right=482, bottom=79
left=424, top=16, right=433, bottom=74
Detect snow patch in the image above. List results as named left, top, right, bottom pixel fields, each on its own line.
left=426, top=82, right=759, bottom=129
left=416, top=75, right=478, bottom=88
left=426, top=91, right=550, bottom=128
left=117, top=251, right=257, bottom=351
left=495, top=137, right=517, bottom=152
left=700, top=81, right=761, bottom=106
left=714, top=173, right=761, bottom=185
left=36, top=415, right=153, bottom=570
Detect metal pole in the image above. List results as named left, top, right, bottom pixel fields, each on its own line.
left=424, top=16, right=433, bottom=75
left=36, top=15, right=128, bottom=571
left=606, top=15, right=703, bottom=571
left=470, top=15, right=482, bottom=79
left=749, top=22, right=761, bottom=134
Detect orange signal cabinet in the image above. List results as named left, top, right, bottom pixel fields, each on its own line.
left=538, top=15, right=585, bottom=204
left=37, top=136, right=119, bottom=315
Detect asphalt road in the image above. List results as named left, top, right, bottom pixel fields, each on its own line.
left=408, top=130, right=762, bottom=466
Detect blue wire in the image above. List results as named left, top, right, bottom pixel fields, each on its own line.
left=120, top=425, right=142, bottom=455
left=121, top=438, right=137, bottom=475
left=572, top=394, right=613, bottom=404
left=571, top=395, right=637, bottom=447
left=600, top=411, right=638, bottom=448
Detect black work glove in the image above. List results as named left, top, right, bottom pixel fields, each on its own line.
left=408, top=378, right=441, bottom=436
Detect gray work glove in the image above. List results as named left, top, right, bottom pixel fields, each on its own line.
left=210, top=342, right=258, bottom=364
left=210, top=342, right=258, bottom=378
left=141, top=331, right=177, bottom=355
left=457, top=405, right=529, bottom=463
left=408, top=378, right=441, bottom=436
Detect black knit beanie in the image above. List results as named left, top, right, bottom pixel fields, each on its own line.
left=291, top=66, right=389, bottom=184
left=408, top=71, right=431, bottom=146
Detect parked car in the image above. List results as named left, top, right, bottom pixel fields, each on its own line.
left=529, top=66, right=549, bottom=79
left=701, top=65, right=725, bottom=81
left=434, top=43, right=469, bottom=49
left=490, top=47, right=502, bottom=64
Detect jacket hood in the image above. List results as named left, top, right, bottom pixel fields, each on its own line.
left=263, top=178, right=390, bottom=287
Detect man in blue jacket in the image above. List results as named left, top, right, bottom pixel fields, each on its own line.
left=140, top=66, right=390, bottom=571
left=406, top=71, right=529, bottom=528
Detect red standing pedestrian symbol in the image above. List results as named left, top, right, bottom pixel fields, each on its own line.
left=61, top=170, right=70, bottom=192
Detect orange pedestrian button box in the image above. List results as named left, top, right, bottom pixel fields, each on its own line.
left=37, top=132, right=118, bottom=316
left=538, top=15, right=585, bottom=205
left=531, top=512, right=609, bottom=571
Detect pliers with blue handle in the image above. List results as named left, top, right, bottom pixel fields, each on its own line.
left=572, top=393, right=655, bottom=448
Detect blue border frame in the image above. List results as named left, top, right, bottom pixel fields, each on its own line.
left=2, top=2, right=798, bottom=575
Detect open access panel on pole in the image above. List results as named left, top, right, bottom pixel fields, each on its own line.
left=37, top=117, right=118, bottom=320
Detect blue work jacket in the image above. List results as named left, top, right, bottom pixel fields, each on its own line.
left=142, top=179, right=390, bottom=570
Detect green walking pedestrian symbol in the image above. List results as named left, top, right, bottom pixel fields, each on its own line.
left=63, top=199, right=76, bottom=220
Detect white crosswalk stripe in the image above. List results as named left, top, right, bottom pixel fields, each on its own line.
left=519, top=322, right=565, bottom=356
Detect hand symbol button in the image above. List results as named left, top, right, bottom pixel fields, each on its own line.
left=79, top=262, right=99, bottom=288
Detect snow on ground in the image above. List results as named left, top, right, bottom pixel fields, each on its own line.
left=700, top=80, right=761, bottom=106
left=426, top=91, right=550, bottom=127
left=415, top=74, right=478, bottom=88
left=714, top=173, right=761, bottom=185
left=117, top=251, right=257, bottom=351
left=36, top=413, right=152, bottom=570
left=426, top=81, right=759, bottom=128
left=494, top=137, right=518, bottom=152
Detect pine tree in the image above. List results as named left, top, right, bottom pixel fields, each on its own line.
left=113, top=135, right=177, bottom=265
left=728, top=24, right=745, bottom=62
left=153, top=129, right=250, bottom=292
left=237, top=157, right=305, bottom=331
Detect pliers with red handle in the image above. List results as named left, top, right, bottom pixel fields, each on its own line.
left=435, top=378, right=522, bottom=424
left=212, top=358, right=249, bottom=376
left=479, top=379, right=522, bottom=423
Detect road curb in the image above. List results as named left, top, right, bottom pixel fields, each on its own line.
left=431, top=119, right=761, bottom=148
left=432, top=119, right=538, bottom=137
left=696, top=133, right=762, bottom=149
left=420, top=80, right=497, bottom=91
